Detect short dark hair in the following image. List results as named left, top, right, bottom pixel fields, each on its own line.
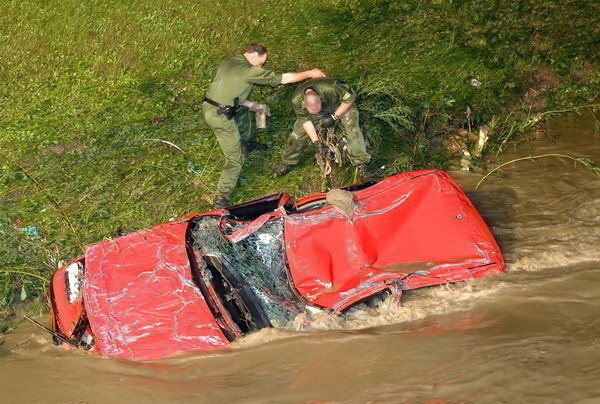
left=245, top=43, right=268, bottom=55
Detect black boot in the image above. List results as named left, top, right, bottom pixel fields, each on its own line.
left=272, top=163, right=293, bottom=178
left=242, top=139, right=268, bottom=152
left=357, top=163, right=371, bottom=181
left=212, top=195, right=230, bottom=209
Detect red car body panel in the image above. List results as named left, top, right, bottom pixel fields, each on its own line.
left=49, top=169, right=505, bottom=360
left=284, top=170, right=504, bottom=311
left=82, top=220, right=229, bottom=359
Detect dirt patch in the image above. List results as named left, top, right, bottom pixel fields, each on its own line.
left=39, top=142, right=86, bottom=156
left=572, top=61, right=593, bottom=81
left=521, top=67, right=562, bottom=109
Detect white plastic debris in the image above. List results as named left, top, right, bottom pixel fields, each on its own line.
left=470, top=78, right=482, bottom=87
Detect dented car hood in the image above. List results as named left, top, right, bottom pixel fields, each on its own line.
left=83, top=220, right=229, bottom=359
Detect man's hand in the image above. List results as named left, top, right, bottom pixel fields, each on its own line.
left=309, top=68, right=326, bottom=79
left=313, top=140, right=327, bottom=157
left=319, top=113, right=339, bottom=128
left=249, top=103, right=271, bottom=116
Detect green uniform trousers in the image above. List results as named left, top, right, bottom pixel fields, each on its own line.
left=201, top=102, right=254, bottom=198
left=281, top=105, right=371, bottom=166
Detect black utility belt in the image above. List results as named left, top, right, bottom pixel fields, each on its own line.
left=203, top=96, right=241, bottom=120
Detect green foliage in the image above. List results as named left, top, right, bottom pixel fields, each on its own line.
left=0, top=0, right=598, bottom=329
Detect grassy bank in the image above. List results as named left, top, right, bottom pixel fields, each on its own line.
left=0, top=0, right=598, bottom=331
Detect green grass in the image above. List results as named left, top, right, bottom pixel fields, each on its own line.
left=0, top=0, right=598, bottom=331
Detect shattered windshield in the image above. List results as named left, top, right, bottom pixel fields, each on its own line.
left=191, top=216, right=305, bottom=329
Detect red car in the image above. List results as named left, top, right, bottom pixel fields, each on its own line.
left=50, top=169, right=505, bottom=360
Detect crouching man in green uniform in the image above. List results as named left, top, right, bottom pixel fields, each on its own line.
left=273, top=77, right=371, bottom=180
left=202, top=43, right=325, bottom=209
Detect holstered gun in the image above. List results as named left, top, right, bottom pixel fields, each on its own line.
left=204, top=96, right=241, bottom=120
left=216, top=97, right=241, bottom=120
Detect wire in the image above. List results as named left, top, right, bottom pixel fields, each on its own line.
left=114, top=138, right=202, bottom=175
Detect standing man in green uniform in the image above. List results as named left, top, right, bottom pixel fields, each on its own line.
left=273, top=77, right=371, bottom=179
left=202, top=43, right=325, bottom=209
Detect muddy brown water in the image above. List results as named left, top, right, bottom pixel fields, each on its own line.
left=1, top=112, right=599, bottom=403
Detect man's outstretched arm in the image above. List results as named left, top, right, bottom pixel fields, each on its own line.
left=281, top=69, right=326, bottom=84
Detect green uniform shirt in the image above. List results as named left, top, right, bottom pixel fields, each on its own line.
left=291, top=78, right=357, bottom=122
left=205, top=54, right=283, bottom=106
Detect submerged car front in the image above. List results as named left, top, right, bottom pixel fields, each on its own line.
left=50, top=219, right=234, bottom=359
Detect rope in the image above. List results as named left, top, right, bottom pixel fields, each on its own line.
left=316, top=126, right=346, bottom=176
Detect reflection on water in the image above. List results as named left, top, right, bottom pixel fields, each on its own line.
left=1, top=112, right=599, bottom=403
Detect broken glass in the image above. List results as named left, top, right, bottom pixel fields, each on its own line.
left=191, top=216, right=305, bottom=329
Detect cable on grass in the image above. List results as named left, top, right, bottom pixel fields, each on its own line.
left=113, top=138, right=203, bottom=175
